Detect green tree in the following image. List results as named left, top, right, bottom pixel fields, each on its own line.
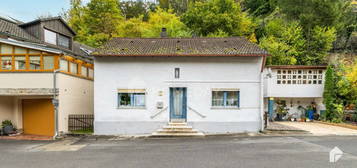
left=323, top=65, right=336, bottom=121
left=303, top=26, right=336, bottom=65
left=84, top=0, right=123, bottom=37
left=119, top=1, right=156, bottom=21
left=259, top=19, right=305, bottom=65
left=117, top=17, right=145, bottom=37
left=277, top=0, right=355, bottom=50
left=182, top=0, right=256, bottom=38
left=142, top=8, right=192, bottom=38
left=323, top=65, right=344, bottom=123
left=242, top=0, right=277, bottom=17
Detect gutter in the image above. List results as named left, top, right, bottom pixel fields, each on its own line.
left=52, top=69, right=60, bottom=140
left=91, top=53, right=271, bottom=57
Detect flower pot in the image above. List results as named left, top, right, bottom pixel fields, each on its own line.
left=3, top=125, right=14, bottom=135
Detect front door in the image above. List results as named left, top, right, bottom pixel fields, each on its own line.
left=170, top=88, right=187, bottom=121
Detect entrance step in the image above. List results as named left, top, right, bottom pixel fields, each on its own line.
left=151, top=122, right=204, bottom=137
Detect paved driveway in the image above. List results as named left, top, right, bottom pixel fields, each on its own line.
left=277, top=122, right=357, bottom=136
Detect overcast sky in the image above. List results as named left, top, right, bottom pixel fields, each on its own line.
left=0, top=0, right=91, bottom=22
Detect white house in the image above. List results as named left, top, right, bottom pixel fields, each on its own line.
left=92, top=36, right=269, bottom=135
left=263, top=65, right=327, bottom=121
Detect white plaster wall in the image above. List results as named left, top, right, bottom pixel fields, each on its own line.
left=0, top=73, right=53, bottom=88
left=263, top=68, right=325, bottom=98
left=94, top=56, right=264, bottom=134
left=0, top=96, right=15, bottom=124
left=57, top=73, right=94, bottom=133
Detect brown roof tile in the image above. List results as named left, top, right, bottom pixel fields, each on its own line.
left=0, top=17, right=41, bottom=43
left=93, top=37, right=269, bottom=57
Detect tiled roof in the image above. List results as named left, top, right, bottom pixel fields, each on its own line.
left=0, top=17, right=41, bottom=43
left=93, top=37, right=269, bottom=56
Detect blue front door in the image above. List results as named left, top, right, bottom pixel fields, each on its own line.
left=170, top=88, right=187, bottom=120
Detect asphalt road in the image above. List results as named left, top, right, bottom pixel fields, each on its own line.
left=1, top=135, right=357, bottom=168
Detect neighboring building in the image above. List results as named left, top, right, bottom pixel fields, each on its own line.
left=92, top=36, right=269, bottom=135
left=0, top=16, right=94, bottom=137
left=263, top=65, right=327, bottom=121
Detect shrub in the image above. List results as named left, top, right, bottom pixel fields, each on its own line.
left=1, top=120, right=13, bottom=128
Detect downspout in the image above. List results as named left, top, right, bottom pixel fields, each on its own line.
left=53, top=69, right=60, bottom=140
left=260, top=71, right=264, bottom=131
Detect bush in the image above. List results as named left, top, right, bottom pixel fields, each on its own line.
left=352, top=113, right=357, bottom=122
left=1, top=120, right=13, bottom=128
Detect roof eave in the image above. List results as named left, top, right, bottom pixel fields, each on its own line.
left=91, top=53, right=271, bottom=57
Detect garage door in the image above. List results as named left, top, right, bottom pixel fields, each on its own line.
left=22, top=99, right=54, bottom=136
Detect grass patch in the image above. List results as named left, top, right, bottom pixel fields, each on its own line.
left=71, top=128, right=94, bottom=134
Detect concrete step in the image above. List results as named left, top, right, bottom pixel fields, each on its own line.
left=151, top=122, right=205, bottom=137
left=163, top=125, right=193, bottom=129
left=168, top=122, right=187, bottom=126
left=151, top=132, right=205, bottom=137
left=156, top=129, right=200, bottom=134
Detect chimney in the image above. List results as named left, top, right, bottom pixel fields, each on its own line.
left=160, top=28, right=167, bottom=38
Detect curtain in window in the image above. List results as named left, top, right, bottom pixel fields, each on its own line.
left=212, top=91, right=224, bottom=106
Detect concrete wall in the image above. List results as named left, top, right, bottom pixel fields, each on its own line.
left=0, top=73, right=53, bottom=88
left=94, top=56, right=264, bottom=135
left=0, top=96, right=15, bottom=124
left=57, top=73, right=94, bottom=133
left=263, top=68, right=325, bottom=98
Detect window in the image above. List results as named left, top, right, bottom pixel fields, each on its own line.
left=212, top=90, right=240, bottom=108
left=0, top=44, right=12, bottom=54
left=43, top=56, right=54, bottom=70
left=44, top=29, right=57, bottom=45
left=58, top=34, right=70, bottom=49
left=81, top=66, right=88, bottom=77
left=70, top=62, right=78, bottom=74
left=14, top=47, right=26, bottom=54
left=118, top=90, right=146, bottom=108
left=1, top=56, right=12, bottom=70
left=60, top=59, right=68, bottom=72
left=14, top=56, right=26, bottom=70
left=29, top=56, right=41, bottom=70
left=174, top=68, right=180, bottom=79
left=88, top=68, right=94, bottom=78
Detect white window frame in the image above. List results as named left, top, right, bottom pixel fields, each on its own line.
left=211, top=89, right=240, bottom=109
left=117, top=89, right=146, bottom=109
left=44, top=29, right=57, bottom=45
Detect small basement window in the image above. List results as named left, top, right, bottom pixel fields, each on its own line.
left=212, top=90, right=240, bottom=108
left=118, top=89, right=146, bottom=108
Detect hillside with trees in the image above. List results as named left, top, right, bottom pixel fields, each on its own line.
left=62, top=0, right=356, bottom=64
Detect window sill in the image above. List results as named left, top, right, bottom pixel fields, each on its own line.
left=211, top=107, right=240, bottom=110
left=117, top=106, right=146, bottom=110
